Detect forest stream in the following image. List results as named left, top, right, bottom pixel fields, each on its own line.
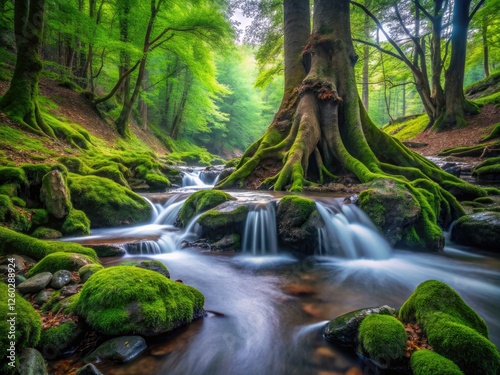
left=50, top=169, right=500, bottom=375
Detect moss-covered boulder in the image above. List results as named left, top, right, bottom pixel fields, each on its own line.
left=61, top=209, right=91, bottom=236
left=135, top=260, right=170, bottom=278
left=18, top=348, right=48, bottom=375
left=92, top=166, right=129, bottom=187
left=451, top=211, right=500, bottom=251
left=40, top=169, right=72, bottom=219
left=27, top=252, right=98, bottom=277
left=31, top=227, right=62, bottom=239
left=197, top=201, right=249, bottom=241
left=358, top=314, right=407, bottom=366
left=78, top=264, right=104, bottom=283
left=276, top=196, right=322, bottom=254
left=144, top=173, right=170, bottom=190
left=177, top=190, right=233, bottom=227
left=472, top=157, right=500, bottom=182
left=0, top=227, right=97, bottom=261
left=324, top=305, right=395, bottom=347
left=399, top=280, right=500, bottom=375
left=0, top=282, right=42, bottom=373
left=89, top=245, right=126, bottom=257
left=77, top=266, right=204, bottom=336
left=410, top=349, right=464, bottom=375
left=358, top=180, right=443, bottom=251
left=0, top=194, right=30, bottom=232
left=68, top=174, right=151, bottom=227
left=0, top=166, right=28, bottom=186
left=38, top=321, right=82, bottom=359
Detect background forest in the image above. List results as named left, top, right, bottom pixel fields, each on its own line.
left=0, top=0, right=498, bottom=158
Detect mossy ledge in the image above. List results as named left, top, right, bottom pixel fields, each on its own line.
left=76, top=266, right=204, bottom=336
left=27, top=251, right=99, bottom=277
left=177, top=190, right=234, bottom=227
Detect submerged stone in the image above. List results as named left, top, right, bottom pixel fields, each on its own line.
left=84, top=336, right=146, bottom=363
left=324, top=305, right=395, bottom=347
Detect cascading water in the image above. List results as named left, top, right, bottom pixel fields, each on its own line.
left=316, top=200, right=392, bottom=259
left=153, top=194, right=188, bottom=225
left=182, top=170, right=206, bottom=187
left=242, top=201, right=278, bottom=255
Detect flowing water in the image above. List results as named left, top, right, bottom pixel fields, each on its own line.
left=53, top=189, right=500, bottom=375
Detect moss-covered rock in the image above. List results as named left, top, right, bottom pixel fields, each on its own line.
left=0, top=227, right=97, bottom=261
left=68, top=174, right=151, bottom=227
left=134, top=260, right=170, bottom=278
left=78, top=264, right=104, bottom=283
left=177, top=190, right=233, bottom=227
left=31, top=209, right=49, bottom=227
left=38, top=321, right=82, bottom=359
left=31, top=227, right=62, bottom=239
left=410, top=349, right=464, bottom=375
left=0, top=183, right=19, bottom=197
left=0, top=194, right=30, bottom=232
left=0, top=282, right=42, bottom=373
left=40, top=169, right=72, bottom=219
left=0, top=166, right=28, bottom=186
left=18, top=348, right=48, bottom=375
left=399, top=280, right=500, bottom=375
left=57, top=157, right=92, bottom=175
left=144, top=173, right=170, bottom=190
left=451, top=211, right=500, bottom=251
left=77, top=266, right=204, bottom=336
left=276, top=196, right=322, bottom=254
left=358, top=314, right=407, bottom=365
left=27, top=252, right=98, bottom=277
left=61, top=209, right=91, bottom=236
left=472, top=157, right=500, bottom=182
left=92, top=165, right=129, bottom=187
left=197, top=201, right=249, bottom=241
left=89, top=245, right=126, bottom=257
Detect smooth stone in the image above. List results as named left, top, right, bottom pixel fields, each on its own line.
left=84, top=336, right=147, bottom=363
left=18, top=348, right=48, bottom=375
left=452, top=211, right=500, bottom=251
left=15, top=274, right=27, bottom=286
left=0, top=254, right=27, bottom=271
left=40, top=169, right=71, bottom=219
left=76, top=363, right=103, bottom=375
left=34, top=290, right=54, bottom=306
left=17, top=272, right=53, bottom=294
left=50, top=270, right=72, bottom=289
left=60, top=284, right=80, bottom=296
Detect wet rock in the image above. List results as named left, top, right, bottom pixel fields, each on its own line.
left=15, top=274, right=27, bottom=286
left=277, top=196, right=322, bottom=254
left=84, top=336, right=147, bottom=363
left=136, top=260, right=170, bottom=278
left=212, top=234, right=240, bottom=250
left=324, top=305, right=395, bottom=347
left=282, top=283, right=316, bottom=296
left=217, top=167, right=235, bottom=182
left=50, top=270, right=72, bottom=289
left=441, top=162, right=461, bottom=178
left=34, top=290, right=54, bottom=306
left=199, top=168, right=220, bottom=185
left=197, top=201, right=249, bottom=241
left=18, top=272, right=53, bottom=294
left=18, top=348, right=48, bottom=375
left=60, top=284, right=81, bottom=296
left=0, top=254, right=27, bottom=272
left=451, top=211, right=500, bottom=251
left=40, top=169, right=72, bottom=219
left=78, top=264, right=104, bottom=283
left=90, top=245, right=126, bottom=257
left=76, top=364, right=103, bottom=375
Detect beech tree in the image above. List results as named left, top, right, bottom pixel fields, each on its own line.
left=0, top=0, right=54, bottom=137
left=217, top=0, right=484, bottom=250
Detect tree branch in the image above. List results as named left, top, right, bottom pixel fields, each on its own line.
left=94, top=59, right=141, bottom=104
left=352, top=38, right=404, bottom=61
left=469, top=0, right=485, bottom=21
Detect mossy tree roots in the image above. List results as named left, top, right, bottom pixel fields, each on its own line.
left=216, top=0, right=486, bottom=250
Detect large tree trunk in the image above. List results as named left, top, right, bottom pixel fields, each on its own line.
left=0, top=0, right=54, bottom=137
left=434, top=0, right=479, bottom=130
left=216, top=0, right=482, bottom=251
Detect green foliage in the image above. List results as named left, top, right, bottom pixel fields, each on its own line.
left=358, top=314, right=407, bottom=362
left=474, top=92, right=500, bottom=106
left=410, top=350, right=464, bottom=375
left=178, top=190, right=233, bottom=227
left=381, top=115, right=428, bottom=140
left=0, top=283, right=42, bottom=373
left=27, top=252, right=98, bottom=277
left=62, top=209, right=91, bottom=236
left=68, top=174, right=151, bottom=227
left=0, top=226, right=96, bottom=261
left=399, top=280, right=500, bottom=375
left=76, top=266, right=204, bottom=335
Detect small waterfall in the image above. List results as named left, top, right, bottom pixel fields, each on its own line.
left=242, top=202, right=278, bottom=255
left=316, top=201, right=392, bottom=260
left=125, top=241, right=163, bottom=255
left=182, top=169, right=221, bottom=187
left=182, top=171, right=206, bottom=187
left=153, top=194, right=187, bottom=225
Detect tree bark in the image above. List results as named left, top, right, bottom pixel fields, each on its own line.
left=0, top=0, right=54, bottom=137
left=482, top=12, right=489, bottom=77
left=362, top=1, right=370, bottom=111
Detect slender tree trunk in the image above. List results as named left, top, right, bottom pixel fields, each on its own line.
left=139, top=70, right=148, bottom=128
left=117, top=0, right=131, bottom=106
left=482, top=12, right=489, bottom=77
left=0, top=0, right=54, bottom=137
left=430, top=0, right=445, bottom=110
left=362, top=1, right=370, bottom=111
left=170, top=71, right=191, bottom=139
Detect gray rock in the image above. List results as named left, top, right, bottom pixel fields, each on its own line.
left=452, top=211, right=500, bottom=251
left=90, top=245, right=126, bottom=257
left=18, top=348, right=48, bottom=375
left=217, top=167, right=235, bottom=182
left=135, top=260, right=170, bottom=278
left=34, top=290, right=54, bottom=306
left=85, top=336, right=147, bottom=363
left=324, top=305, right=395, bottom=347
left=60, top=284, right=80, bottom=296
left=212, top=234, right=241, bottom=250
left=76, top=364, right=103, bottom=375
left=197, top=201, right=249, bottom=241
left=50, top=270, right=72, bottom=289
left=0, top=254, right=27, bottom=271
left=15, top=274, right=27, bottom=286
left=40, top=169, right=71, bottom=219
left=441, top=162, right=461, bottom=178
left=18, top=272, right=53, bottom=294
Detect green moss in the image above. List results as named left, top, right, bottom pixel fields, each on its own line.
left=31, top=227, right=62, bottom=239
left=57, top=156, right=92, bottom=175
left=0, top=195, right=30, bottom=232
left=78, top=264, right=104, bottom=281
left=45, top=293, right=80, bottom=315
left=0, top=282, right=42, bottom=373
left=92, top=166, right=129, bottom=187
left=399, top=280, right=500, bottom=375
left=77, top=266, right=204, bottom=335
left=178, top=190, right=233, bottom=227
left=11, top=196, right=26, bottom=207
left=485, top=187, right=500, bottom=195
left=358, top=314, right=407, bottom=362
left=277, top=195, right=316, bottom=224
left=38, top=321, right=80, bottom=357
left=381, top=114, right=428, bottom=141
left=0, top=183, right=18, bottom=197
left=441, top=180, right=487, bottom=201
left=68, top=174, right=151, bottom=227
left=61, top=208, right=91, bottom=236
left=225, top=158, right=240, bottom=168
left=481, top=124, right=500, bottom=142
left=0, top=125, right=56, bottom=158
left=475, top=91, right=500, bottom=106
left=31, top=209, right=48, bottom=226
left=44, top=114, right=91, bottom=149
left=410, top=349, right=464, bottom=375
left=145, top=173, right=170, bottom=190
left=474, top=196, right=495, bottom=204
left=27, top=252, right=98, bottom=277
left=21, top=163, right=67, bottom=187
left=0, top=166, right=28, bottom=186
left=198, top=205, right=249, bottom=238
left=0, top=226, right=97, bottom=261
